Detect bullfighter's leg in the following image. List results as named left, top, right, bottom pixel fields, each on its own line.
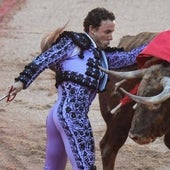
left=53, top=82, right=96, bottom=170
left=44, top=106, right=67, bottom=170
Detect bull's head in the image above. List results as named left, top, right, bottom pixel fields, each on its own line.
left=100, top=63, right=170, bottom=145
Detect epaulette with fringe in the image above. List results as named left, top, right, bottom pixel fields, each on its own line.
left=54, top=31, right=92, bottom=58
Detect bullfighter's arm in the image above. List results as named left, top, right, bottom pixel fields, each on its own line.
left=106, top=44, right=147, bottom=69
left=15, top=36, right=73, bottom=89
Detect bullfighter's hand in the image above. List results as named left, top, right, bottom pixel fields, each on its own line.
left=11, top=81, right=24, bottom=95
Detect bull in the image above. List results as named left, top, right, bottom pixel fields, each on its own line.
left=98, top=31, right=170, bottom=170
left=118, top=62, right=170, bottom=145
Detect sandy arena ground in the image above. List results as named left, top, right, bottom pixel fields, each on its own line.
left=0, top=0, right=170, bottom=169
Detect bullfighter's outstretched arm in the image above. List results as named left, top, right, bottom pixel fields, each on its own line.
left=106, top=44, right=147, bottom=69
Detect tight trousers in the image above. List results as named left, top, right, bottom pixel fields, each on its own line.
left=44, top=81, right=97, bottom=170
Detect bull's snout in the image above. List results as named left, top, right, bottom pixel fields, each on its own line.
left=129, top=132, right=139, bottom=141
left=129, top=131, right=155, bottom=145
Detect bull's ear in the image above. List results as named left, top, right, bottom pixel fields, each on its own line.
left=120, top=76, right=170, bottom=105
left=98, top=66, right=146, bottom=79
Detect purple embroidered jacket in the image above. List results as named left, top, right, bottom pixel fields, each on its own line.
left=15, top=31, right=146, bottom=92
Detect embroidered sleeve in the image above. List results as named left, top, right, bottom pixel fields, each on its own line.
left=15, top=36, right=73, bottom=89
left=107, top=44, right=147, bottom=69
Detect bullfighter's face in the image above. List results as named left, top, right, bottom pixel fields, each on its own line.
left=89, top=19, right=115, bottom=49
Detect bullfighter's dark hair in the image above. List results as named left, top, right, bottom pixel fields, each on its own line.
left=83, top=7, right=115, bottom=33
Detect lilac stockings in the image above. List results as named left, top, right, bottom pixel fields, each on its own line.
left=44, top=82, right=97, bottom=170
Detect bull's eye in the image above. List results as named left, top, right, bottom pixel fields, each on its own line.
left=148, top=104, right=161, bottom=110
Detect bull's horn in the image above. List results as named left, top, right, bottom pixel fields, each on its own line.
left=98, top=66, right=147, bottom=79
left=120, top=77, right=170, bottom=105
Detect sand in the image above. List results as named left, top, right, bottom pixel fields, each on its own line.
left=0, top=0, right=170, bottom=169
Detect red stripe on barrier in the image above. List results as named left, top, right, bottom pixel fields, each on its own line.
left=0, top=0, right=17, bottom=22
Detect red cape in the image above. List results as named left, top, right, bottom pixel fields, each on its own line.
left=137, top=30, right=170, bottom=68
